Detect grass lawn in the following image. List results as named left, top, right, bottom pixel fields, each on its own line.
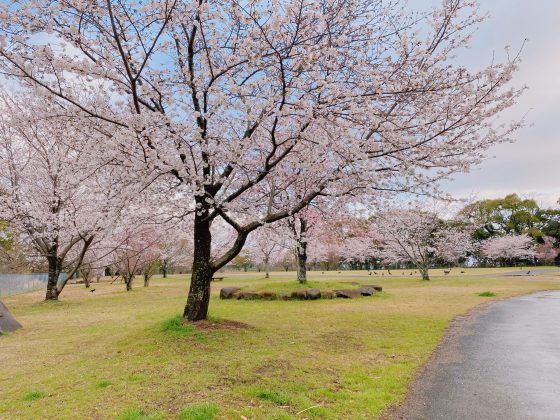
left=1, top=268, right=559, bottom=419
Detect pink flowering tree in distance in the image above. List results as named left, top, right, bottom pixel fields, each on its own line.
left=480, top=234, right=535, bottom=265
left=0, top=0, right=523, bottom=319
left=77, top=247, right=107, bottom=289
left=374, top=208, right=473, bottom=280
left=305, top=214, right=369, bottom=271
left=535, top=237, right=559, bottom=263
left=159, top=229, right=194, bottom=278
left=334, top=216, right=375, bottom=268
left=246, top=226, right=290, bottom=278
left=283, top=200, right=351, bottom=282
left=109, top=227, right=162, bottom=290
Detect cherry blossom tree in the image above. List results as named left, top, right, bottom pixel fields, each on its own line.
left=0, top=0, right=523, bottom=319
left=535, top=236, right=559, bottom=263
left=110, top=228, right=161, bottom=290
left=333, top=217, right=374, bottom=268
left=479, top=233, right=535, bottom=264
left=159, top=232, right=193, bottom=278
left=0, top=93, right=123, bottom=300
left=278, top=250, right=295, bottom=272
left=284, top=201, right=354, bottom=282
left=246, top=226, right=289, bottom=278
left=374, top=208, right=473, bottom=280
left=78, top=250, right=106, bottom=288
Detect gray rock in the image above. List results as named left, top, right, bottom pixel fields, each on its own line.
left=0, top=300, right=22, bottom=334
left=306, top=288, right=321, bottom=300
left=291, top=289, right=308, bottom=300
left=235, top=291, right=261, bottom=300
left=359, top=286, right=376, bottom=296
left=220, top=287, right=241, bottom=299
left=334, top=289, right=362, bottom=299
left=363, top=284, right=383, bottom=292
left=260, top=291, right=278, bottom=300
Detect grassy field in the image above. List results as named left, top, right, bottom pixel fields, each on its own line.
left=1, top=268, right=559, bottom=419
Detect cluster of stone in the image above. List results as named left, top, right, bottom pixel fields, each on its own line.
left=219, top=285, right=383, bottom=301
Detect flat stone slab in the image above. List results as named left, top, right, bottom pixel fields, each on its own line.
left=291, top=289, right=309, bottom=300
left=234, top=291, right=261, bottom=300
left=220, top=287, right=240, bottom=299
left=260, top=291, right=278, bottom=300
left=334, top=289, right=362, bottom=299
left=362, top=284, right=383, bottom=292
left=306, top=288, right=321, bottom=300
left=358, top=286, right=376, bottom=296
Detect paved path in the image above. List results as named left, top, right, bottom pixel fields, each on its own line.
left=396, top=291, right=560, bottom=420
left=497, top=268, right=560, bottom=277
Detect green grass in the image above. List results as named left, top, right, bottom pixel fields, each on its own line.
left=22, top=391, right=47, bottom=401
left=118, top=408, right=164, bottom=420
left=162, top=315, right=195, bottom=335
left=0, top=268, right=558, bottom=419
left=478, top=291, right=497, bottom=297
left=95, top=380, right=113, bottom=389
left=255, top=389, right=290, bottom=405
left=177, top=403, right=219, bottom=420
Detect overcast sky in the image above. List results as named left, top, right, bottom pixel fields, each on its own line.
left=436, top=0, right=560, bottom=206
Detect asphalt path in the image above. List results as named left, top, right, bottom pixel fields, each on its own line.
left=396, top=291, right=560, bottom=420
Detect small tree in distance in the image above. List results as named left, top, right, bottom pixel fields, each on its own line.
left=373, top=208, right=473, bottom=280
left=480, top=234, right=535, bottom=265
left=111, top=229, right=161, bottom=291
left=535, top=237, right=559, bottom=263
left=246, top=226, right=289, bottom=278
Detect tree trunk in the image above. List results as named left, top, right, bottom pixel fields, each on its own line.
left=296, top=219, right=308, bottom=284
left=125, top=275, right=133, bottom=291
left=419, top=267, right=430, bottom=280
left=162, top=263, right=168, bottom=278
left=183, top=210, right=214, bottom=321
left=45, top=255, right=61, bottom=301
left=84, top=274, right=91, bottom=288
left=264, top=255, right=270, bottom=279
left=297, top=248, right=307, bottom=283
left=144, top=273, right=150, bottom=287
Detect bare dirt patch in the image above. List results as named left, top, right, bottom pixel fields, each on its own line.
left=187, top=319, right=254, bottom=331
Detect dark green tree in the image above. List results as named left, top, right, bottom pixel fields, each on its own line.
left=460, top=194, right=543, bottom=240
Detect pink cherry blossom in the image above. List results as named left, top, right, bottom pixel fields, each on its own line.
left=480, top=234, right=535, bottom=263
left=0, top=0, right=523, bottom=319
left=373, top=208, right=473, bottom=280
left=535, top=237, right=559, bottom=262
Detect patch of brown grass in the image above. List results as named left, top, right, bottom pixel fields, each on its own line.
left=188, top=319, right=254, bottom=331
